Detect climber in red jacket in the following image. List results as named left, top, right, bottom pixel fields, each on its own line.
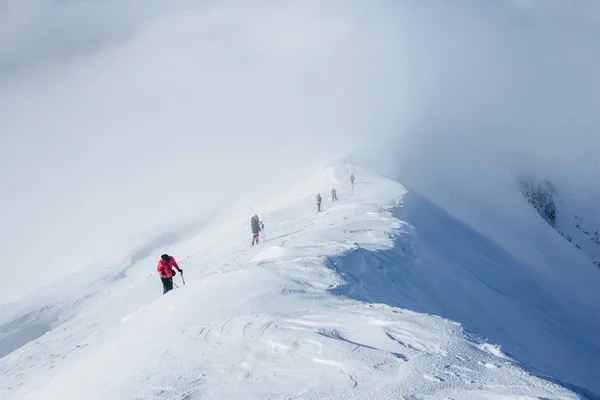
left=157, top=254, right=182, bottom=294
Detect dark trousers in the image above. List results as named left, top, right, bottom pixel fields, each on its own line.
left=317, top=202, right=321, bottom=212
left=161, top=277, right=173, bottom=294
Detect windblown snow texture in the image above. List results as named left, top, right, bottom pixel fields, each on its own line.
left=0, top=164, right=597, bottom=399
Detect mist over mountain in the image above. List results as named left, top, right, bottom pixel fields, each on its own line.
left=1, top=0, right=599, bottom=302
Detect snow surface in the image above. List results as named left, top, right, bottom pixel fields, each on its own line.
left=0, top=164, right=596, bottom=399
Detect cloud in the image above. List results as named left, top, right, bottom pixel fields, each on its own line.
left=0, top=0, right=175, bottom=83
left=357, top=0, right=600, bottom=196
left=1, top=0, right=599, bottom=300
left=0, top=1, right=394, bottom=298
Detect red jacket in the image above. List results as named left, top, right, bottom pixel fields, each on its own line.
left=157, top=256, right=181, bottom=278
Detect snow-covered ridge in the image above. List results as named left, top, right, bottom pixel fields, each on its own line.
left=0, top=165, right=594, bottom=399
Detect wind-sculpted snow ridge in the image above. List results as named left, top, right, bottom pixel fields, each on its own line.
left=0, top=164, right=588, bottom=399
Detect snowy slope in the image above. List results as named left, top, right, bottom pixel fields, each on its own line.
left=0, top=164, right=592, bottom=399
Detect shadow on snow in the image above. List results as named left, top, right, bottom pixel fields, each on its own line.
left=326, top=191, right=600, bottom=400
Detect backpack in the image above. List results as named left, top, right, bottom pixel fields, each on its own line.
left=251, top=215, right=260, bottom=232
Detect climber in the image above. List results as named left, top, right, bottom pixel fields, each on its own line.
left=157, top=254, right=182, bottom=294
left=251, top=215, right=262, bottom=246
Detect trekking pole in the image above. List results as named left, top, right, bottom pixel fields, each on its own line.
left=173, top=281, right=179, bottom=289
left=181, top=272, right=186, bottom=285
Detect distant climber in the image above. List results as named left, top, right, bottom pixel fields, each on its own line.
left=251, top=215, right=262, bottom=246
left=157, top=254, right=182, bottom=294
left=316, top=193, right=322, bottom=212
left=350, top=173, right=355, bottom=186
left=331, top=188, right=338, bottom=202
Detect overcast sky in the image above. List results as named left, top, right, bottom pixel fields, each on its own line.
left=1, top=0, right=599, bottom=301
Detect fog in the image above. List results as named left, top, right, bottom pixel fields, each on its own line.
left=354, top=0, right=600, bottom=223
left=1, top=0, right=599, bottom=300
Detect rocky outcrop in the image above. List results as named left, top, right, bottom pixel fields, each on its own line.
left=517, top=176, right=556, bottom=226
